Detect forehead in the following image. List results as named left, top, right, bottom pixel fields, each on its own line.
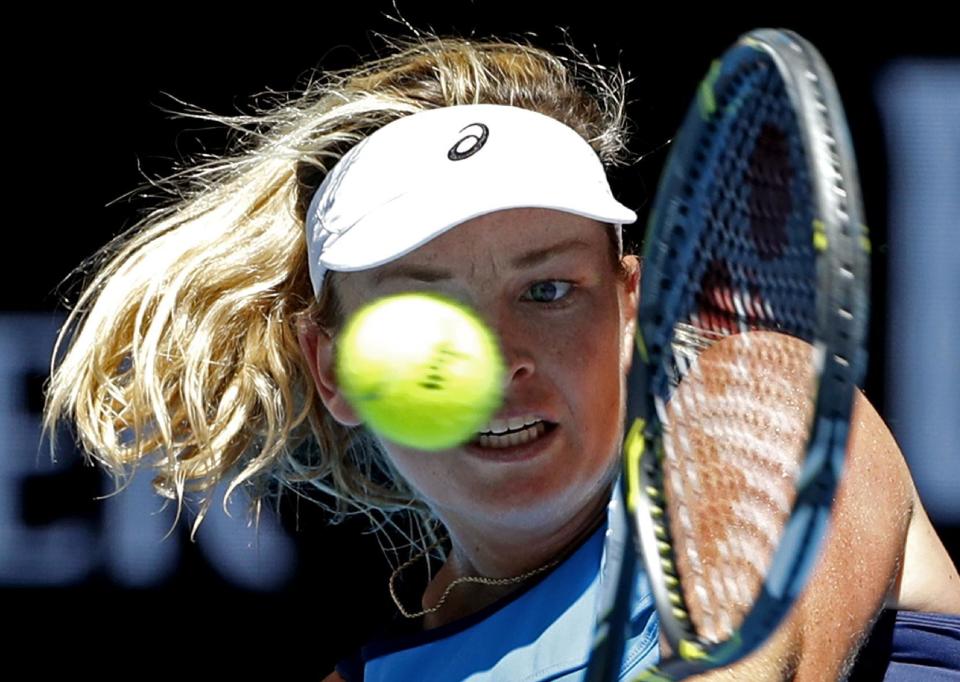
left=389, top=208, right=609, bottom=266
left=332, top=208, right=613, bottom=309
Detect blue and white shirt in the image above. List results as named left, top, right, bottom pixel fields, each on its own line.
left=336, top=500, right=660, bottom=681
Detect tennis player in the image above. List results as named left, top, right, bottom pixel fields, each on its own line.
left=43, top=32, right=959, bottom=681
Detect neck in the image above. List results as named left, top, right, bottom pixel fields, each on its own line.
left=419, top=481, right=612, bottom=628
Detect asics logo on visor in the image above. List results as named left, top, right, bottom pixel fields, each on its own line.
left=448, top=122, right=489, bottom=161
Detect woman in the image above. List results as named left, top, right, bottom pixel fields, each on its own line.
left=42, top=31, right=958, bottom=680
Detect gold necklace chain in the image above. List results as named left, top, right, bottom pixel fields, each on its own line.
left=388, top=538, right=560, bottom=619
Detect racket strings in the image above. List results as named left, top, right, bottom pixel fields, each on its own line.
left=662, top=333, right=815, bottom=643
left=691, top=66, right=817, bottom=342
left=652, top=60, right=821, bottom=644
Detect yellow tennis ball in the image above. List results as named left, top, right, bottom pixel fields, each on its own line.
left=335, top=292, right=506, bottom=451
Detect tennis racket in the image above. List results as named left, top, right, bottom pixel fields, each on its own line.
left=587, top=28, right=871, bottom=680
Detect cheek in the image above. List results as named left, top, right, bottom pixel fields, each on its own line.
left=554, top=311, right=628, bottom=433
left=375, top=440, right=461, bottom=507
left=379, top=443, right=436, bottom=486
left=576, top=302, right=627, bottom=376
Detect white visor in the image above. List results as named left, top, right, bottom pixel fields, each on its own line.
left=305, top=104, right=637, bottom=297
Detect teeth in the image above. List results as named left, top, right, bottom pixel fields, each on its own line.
left=479, top=415, right=543, bottom=435
left=476, top=421, right=547, bottom=449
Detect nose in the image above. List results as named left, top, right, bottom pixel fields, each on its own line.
left=487, top=312, right=535, bottom=387
left=502, top=343, right=535, bottom=385
left=467, top=293, right=536, bottom=390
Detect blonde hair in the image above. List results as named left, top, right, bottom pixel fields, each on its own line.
left=42, top=29, right=637, bottom=561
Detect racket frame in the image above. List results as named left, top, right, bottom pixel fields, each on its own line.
left=587, top=28, right=871, bottom=681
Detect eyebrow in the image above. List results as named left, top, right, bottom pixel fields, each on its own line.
left=372, top=238, right=595, bottom=285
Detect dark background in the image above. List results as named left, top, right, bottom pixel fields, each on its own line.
left=9, top=5, right=957, bottom=676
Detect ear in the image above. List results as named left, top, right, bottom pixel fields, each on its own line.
left=296, top=316, right=362, bottom=427
left=620, top=255, right=641, bottom=373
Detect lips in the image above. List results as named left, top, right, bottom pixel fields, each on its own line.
left=476, top=414, right=548, bottom=436
left=465, top=421, right=559, bottom=461
left=474, top=420, right=547, bottom=448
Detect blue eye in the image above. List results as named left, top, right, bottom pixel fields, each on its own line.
left=525, top=280, right=574, bottom=304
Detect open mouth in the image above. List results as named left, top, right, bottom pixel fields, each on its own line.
left=469, top=420, right=557, bottom=449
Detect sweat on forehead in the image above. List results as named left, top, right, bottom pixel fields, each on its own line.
left=305, top=104, right=637, bottom=299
